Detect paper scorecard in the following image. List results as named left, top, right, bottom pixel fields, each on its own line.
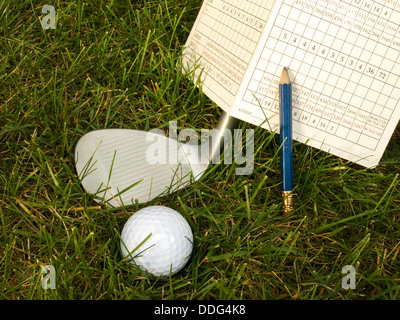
left=182, top=0, right=400, bottom=168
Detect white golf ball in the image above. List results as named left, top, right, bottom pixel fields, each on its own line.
left=120, top=206, right=194, bottom=277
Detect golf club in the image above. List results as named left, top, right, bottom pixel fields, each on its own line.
left=75, top=111, right=239, bottom=207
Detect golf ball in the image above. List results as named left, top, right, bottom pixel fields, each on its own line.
left=120, top=206, right=193, bottom=277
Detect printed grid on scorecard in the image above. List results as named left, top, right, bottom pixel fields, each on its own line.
left=240, top=0, right=400, bottom=165
left=182, top=0, right=274, bottom=112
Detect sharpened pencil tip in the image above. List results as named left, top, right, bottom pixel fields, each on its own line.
left=280, top=67, right=291, bottom=85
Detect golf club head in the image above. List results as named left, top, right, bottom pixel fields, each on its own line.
left=75, top=112, right=239, bottom=207
left=75, top=129, right=208, bottom=207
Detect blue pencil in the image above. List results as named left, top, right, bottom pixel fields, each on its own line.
left=279, top=68, right=294, bottom=215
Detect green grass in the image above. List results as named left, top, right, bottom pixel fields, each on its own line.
left=1, top=0, right=400, bottom=300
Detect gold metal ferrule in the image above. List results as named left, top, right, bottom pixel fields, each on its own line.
left=282, top=191, right=295, bottom=215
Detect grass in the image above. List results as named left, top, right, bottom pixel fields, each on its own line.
left=1, top=0, right=400, bottom=300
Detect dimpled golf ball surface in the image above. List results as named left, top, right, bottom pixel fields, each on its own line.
left=120, top=206, right=193, bottom=277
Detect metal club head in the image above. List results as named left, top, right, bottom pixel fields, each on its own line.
left=75, top=112, right=238, bottom=207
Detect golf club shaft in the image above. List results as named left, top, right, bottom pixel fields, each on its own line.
left=210, top=111, right=240, bottom=164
